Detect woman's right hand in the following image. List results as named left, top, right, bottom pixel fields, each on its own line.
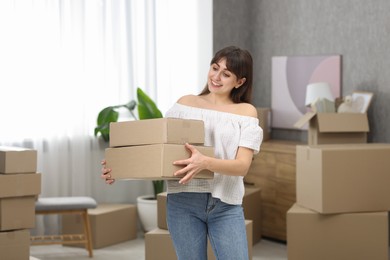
left=101, top=159, right=115, bottom=185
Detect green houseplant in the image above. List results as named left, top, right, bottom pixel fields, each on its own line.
left=94, top=87, right=165, bottom=199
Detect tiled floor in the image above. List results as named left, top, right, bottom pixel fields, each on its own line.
left=30, top=234, right=287, bottom=260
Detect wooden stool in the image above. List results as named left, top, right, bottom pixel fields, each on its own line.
left=30, top=196, right=97, bottom=257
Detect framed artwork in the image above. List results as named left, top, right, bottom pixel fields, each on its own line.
left=351, top=91, right=373, bottom=113
left=271, top=55, right=341, bottom=129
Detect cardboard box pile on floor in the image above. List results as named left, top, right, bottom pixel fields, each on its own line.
left=287, top=143, right=390, bottom=260
left=105, top=118, right=214, bottom=180
left=0, top=146, right=41, bottom=260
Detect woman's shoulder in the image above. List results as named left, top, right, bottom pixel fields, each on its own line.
left=176, top=94, right=202, bottom=106
left=232, top=103, right=258, bottom=118
left=174, top=95, right=258, bottom=119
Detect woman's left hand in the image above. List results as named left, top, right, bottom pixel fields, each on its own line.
left=173, top=143, right=207, bottom=184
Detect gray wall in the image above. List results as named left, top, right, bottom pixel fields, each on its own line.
left=213, top=0, right=390, bottom=143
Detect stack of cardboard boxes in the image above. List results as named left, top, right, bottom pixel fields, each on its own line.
left=288, top=112, right=389, bottom=259
left=0, top=146, right=41, bottom=259
left=106, top=118, right=214, bottom=180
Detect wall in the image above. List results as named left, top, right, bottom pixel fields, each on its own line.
left=213, top=0, right=390, bottom=143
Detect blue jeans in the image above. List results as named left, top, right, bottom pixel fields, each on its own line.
left=167, top=192, right=249, bottom=260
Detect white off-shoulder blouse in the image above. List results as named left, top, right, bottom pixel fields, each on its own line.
left=165, top=103, right=263, bottom=205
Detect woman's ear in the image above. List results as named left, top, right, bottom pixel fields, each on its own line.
left=236, top=78, right=246, bottom=88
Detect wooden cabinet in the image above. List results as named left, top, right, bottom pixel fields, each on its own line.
left=244, top=140, right=303, bottom=241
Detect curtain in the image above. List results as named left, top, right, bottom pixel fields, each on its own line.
left=0, top=0, right=157, bottom=202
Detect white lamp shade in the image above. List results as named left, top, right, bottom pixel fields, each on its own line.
left=305, top=82, right=334, bottom=106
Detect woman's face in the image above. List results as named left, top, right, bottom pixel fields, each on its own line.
left=207, top=58, right=244, bottom=97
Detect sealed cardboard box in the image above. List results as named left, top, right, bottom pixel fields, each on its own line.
left=145, top=220, right=253, bottom=260
left=0, top=229, right=30, bottom=260
left=62, top=204, right=138, bottom=249
left=157, top=187, right=261, bottom=244
left=287, top=203, right=388, bottom=260
left=256, top=107, right=271, bottom=141
left=0, top=196, right=36, bottom=231
left=0, top=146, right=37, bottom=174
left=294, top=112, right=369, bottom=145
left=106, top=144, right=214, bottom=180
left=109, top=118, right=205, bottom=147
left=0, top=173, right=41, bottom=198
left=296, top=143, right=390, bottom=213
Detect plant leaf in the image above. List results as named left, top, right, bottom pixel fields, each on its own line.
left=95, top=106, right=119, bottom=141
left=137, top=88, right=163, bottom=120
left=97, top=107, right=119, bottom=126
left=152, top=180, right=165, bottom=199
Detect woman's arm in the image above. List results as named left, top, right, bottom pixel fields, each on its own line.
left=173, top=143, right=254, bottom=184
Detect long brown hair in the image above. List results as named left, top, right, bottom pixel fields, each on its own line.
left=199, top=46, right=253, bottom=103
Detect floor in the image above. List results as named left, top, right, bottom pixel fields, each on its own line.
left=30, top=234, right=288, bottom=260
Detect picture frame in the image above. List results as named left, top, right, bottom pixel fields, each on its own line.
left=351, top=91, right=374, bottom=113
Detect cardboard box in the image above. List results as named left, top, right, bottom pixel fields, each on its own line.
left=106, top=144, right=214, bottom=180
left=256, top=107, right=271, bottom=141
left=145, top=228, right=176, bottom=260
left=109, top=118, right=205, bottom=147
left=157, top=192, right=168, bottom=230
left=62, top=204, right=138, bottom=249
left=0, top=229, right=30, bottom=260
left=145, top=220, right=253, bottom=260
left=242, top=186, right=262, bottom=244
left=0, top=146, right=37, bottom=174
left=157, top=187, right=262, bottom=244
left=0, top=172, right=40, bottom=231
left=0, top=196, right=36, bottom=231
left=287, top=203, right=388, bottom=260
left=296, top=143, right=390, bottom=213
left=294, top=112, right=369, bottom=145
left=0, top=173, right=41, bottom=198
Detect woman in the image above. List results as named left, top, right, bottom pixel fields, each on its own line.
left=102, top=46, right=263, bottom=259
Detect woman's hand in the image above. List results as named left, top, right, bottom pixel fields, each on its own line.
left=101, top=159, right=115, bottom=185
left=173, top=143, right=208, bottom=184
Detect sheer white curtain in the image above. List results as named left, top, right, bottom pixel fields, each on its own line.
left=0, top=0, right=212, bottom=204
left=0, top=0, right=156, bottom=203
